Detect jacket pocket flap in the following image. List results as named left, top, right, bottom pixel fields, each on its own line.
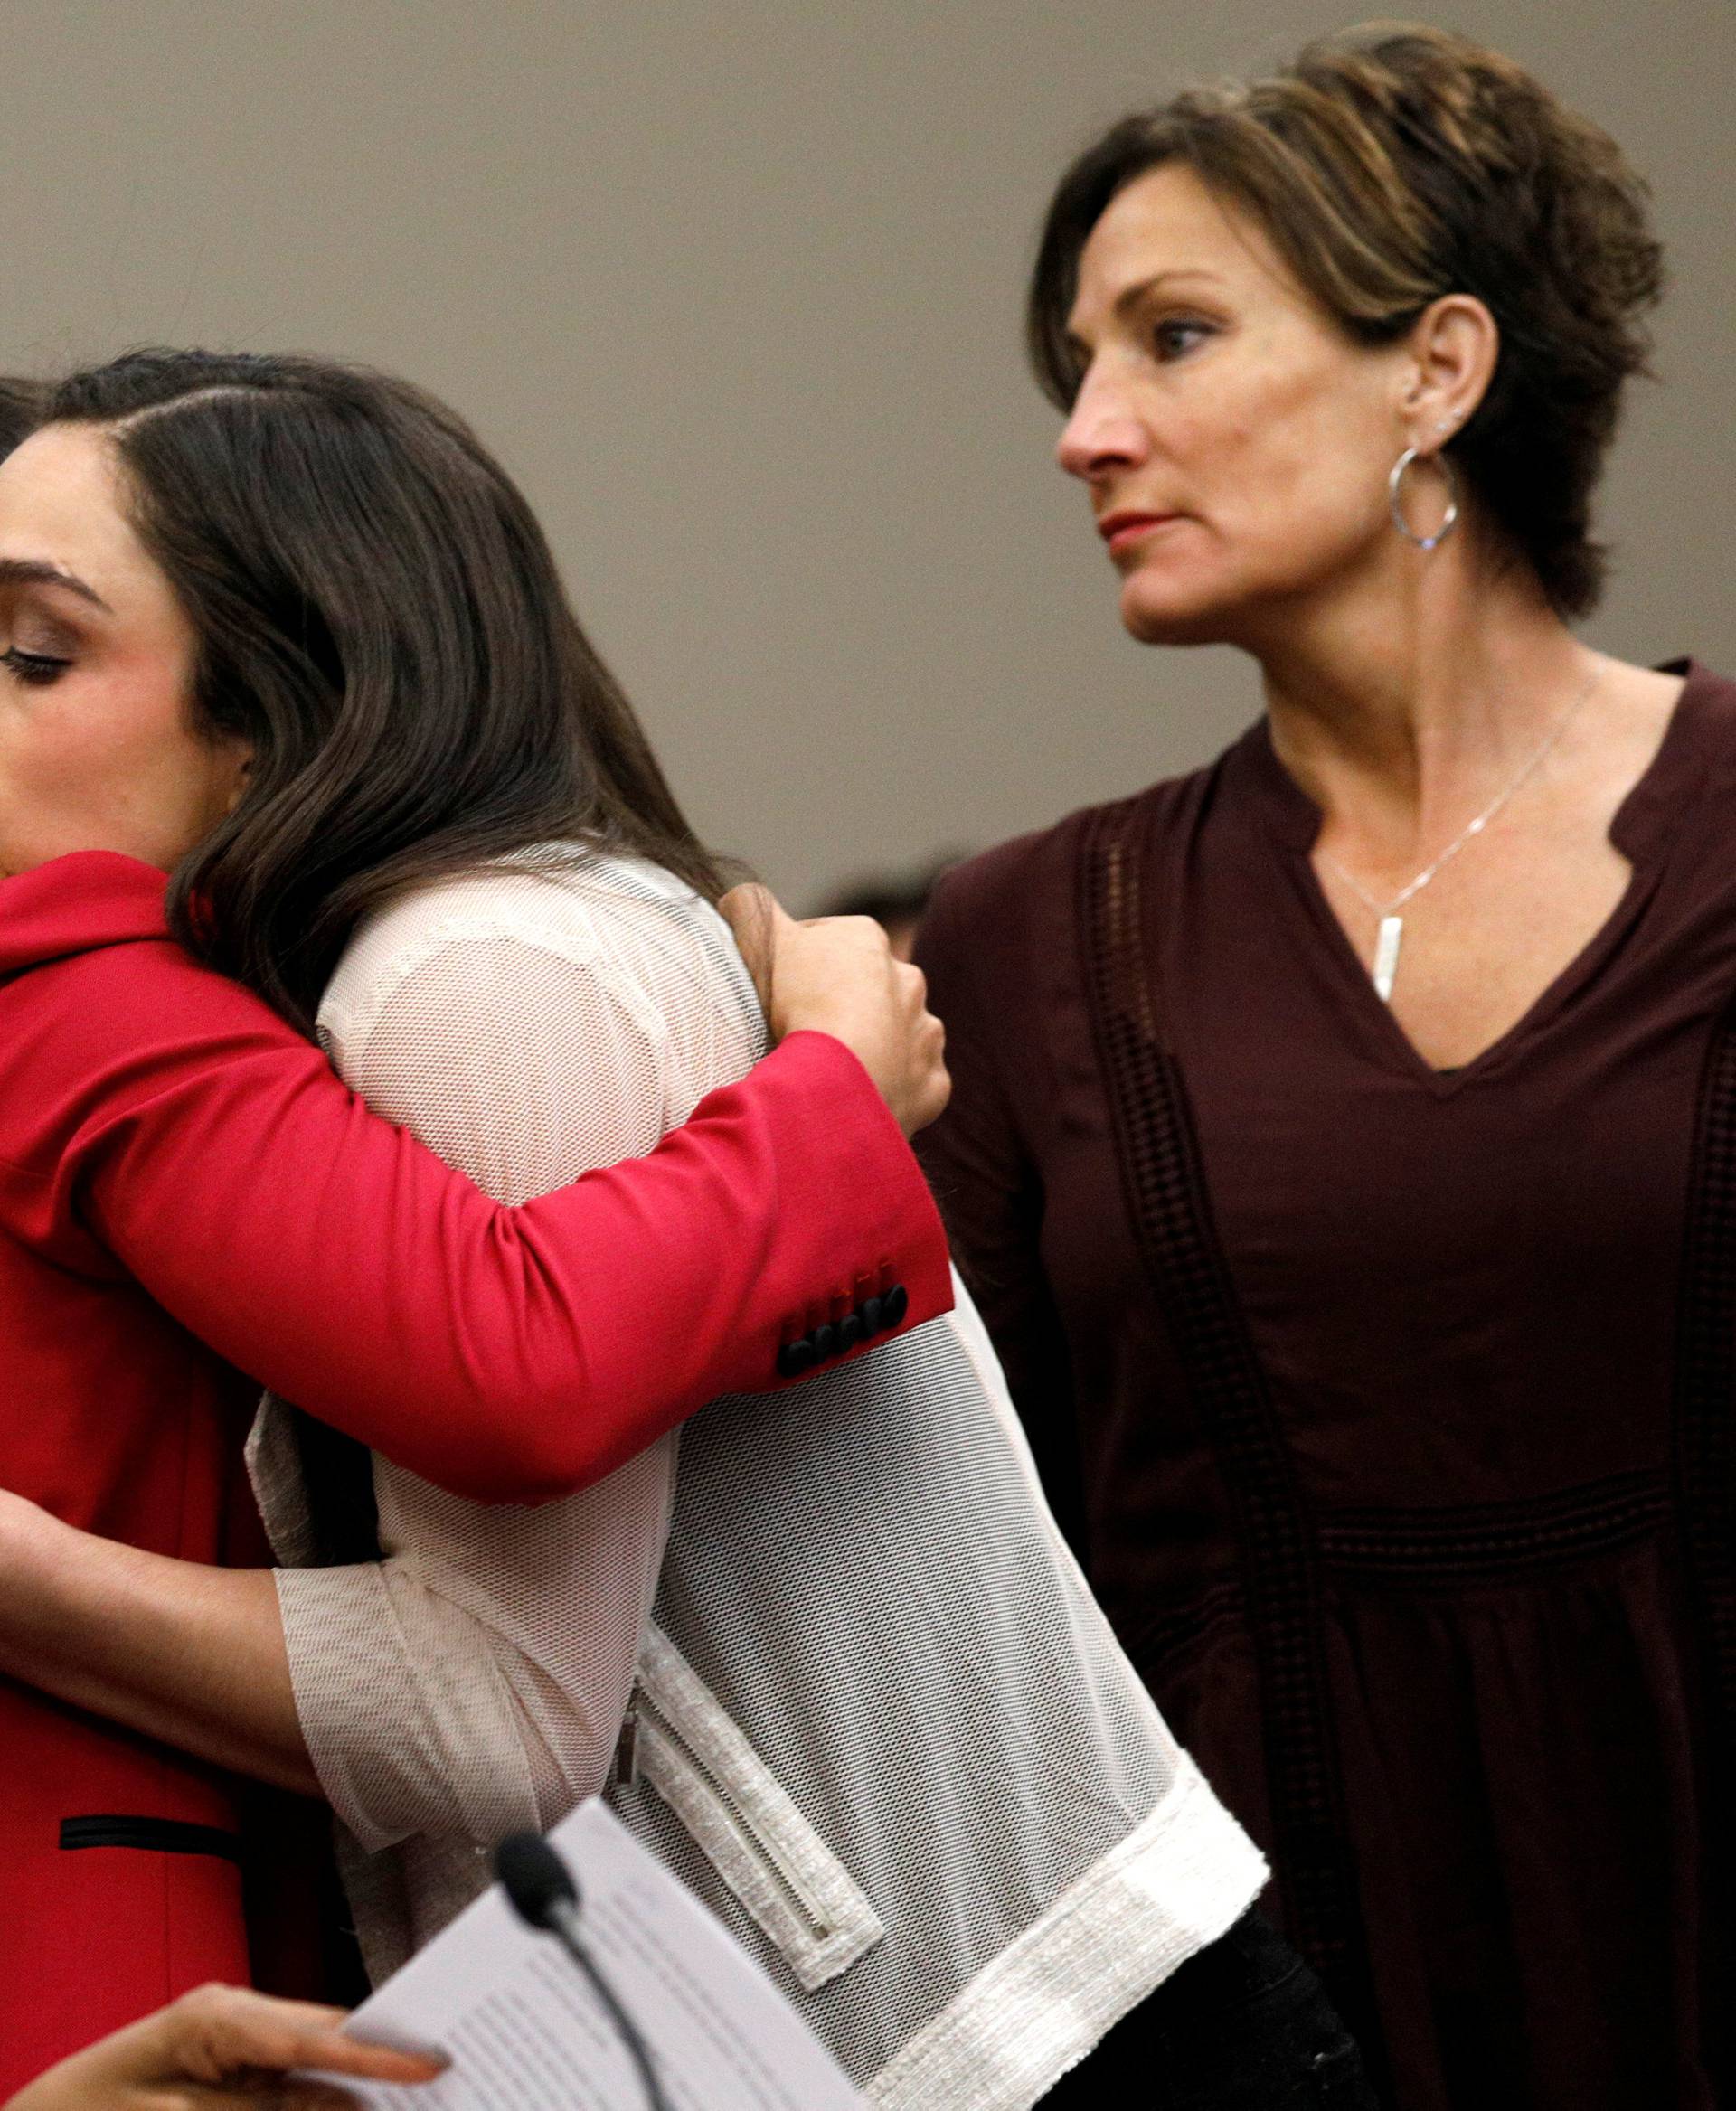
left=636, top=1624, right=882, bottom=1991
left=61, top=1815, right=246, bottom=1862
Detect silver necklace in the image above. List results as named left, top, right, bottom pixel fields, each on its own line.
left=1317, top=657, right=1607, bottom=1004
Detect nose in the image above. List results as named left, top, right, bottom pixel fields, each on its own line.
left=1056, top=367, right=1150, bottom=482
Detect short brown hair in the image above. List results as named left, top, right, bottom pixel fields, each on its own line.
left=1028, top=24, right=1664, bottom=617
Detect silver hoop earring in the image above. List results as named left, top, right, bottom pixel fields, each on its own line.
left=1388, top=445, right=1460, bottom=551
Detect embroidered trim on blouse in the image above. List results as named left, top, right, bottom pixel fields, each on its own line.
left=1075, top=796, right=1366, bottom=1997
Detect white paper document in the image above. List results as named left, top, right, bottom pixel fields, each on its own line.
left=329, top=1799, right=866, bottom=2111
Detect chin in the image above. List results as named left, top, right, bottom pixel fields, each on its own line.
left=1117, top=576, right=1235, bottom=648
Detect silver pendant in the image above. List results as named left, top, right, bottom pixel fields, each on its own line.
left=1373, top=915, right=1403, bottom=1003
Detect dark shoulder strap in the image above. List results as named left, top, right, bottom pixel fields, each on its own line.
left=1074, top=794, right=1368, bottom=1990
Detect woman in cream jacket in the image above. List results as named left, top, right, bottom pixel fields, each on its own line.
left=0, top=349, right=1353, bottom=2109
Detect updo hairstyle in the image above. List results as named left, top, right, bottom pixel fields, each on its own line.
left=1027, top=24, right=1665, bottom=617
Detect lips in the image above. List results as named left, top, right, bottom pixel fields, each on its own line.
left=1097, top=510, right=1179, bottom=554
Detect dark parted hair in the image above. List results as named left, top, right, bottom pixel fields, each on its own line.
left=0, top=378, right=45, bottom=458
left=43, top=348, right=730, bottom=1033
left=1027, top=24, right=1665, bottom=618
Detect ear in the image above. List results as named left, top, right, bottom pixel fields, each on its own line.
left=1395, top=294, right=1498, bottom=452
left=217, top=739, right=255, bottom=817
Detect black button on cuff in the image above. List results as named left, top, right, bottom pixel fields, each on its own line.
left=776, top=1337, right=817, bottom=1380
left=779, top=1286, right=909, bottom=1379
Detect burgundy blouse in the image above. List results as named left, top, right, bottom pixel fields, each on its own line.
left=915, top=660, right=1736, bottom=2110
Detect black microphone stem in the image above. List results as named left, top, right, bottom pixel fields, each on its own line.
left=543, top=1899, right=675, bottom=2111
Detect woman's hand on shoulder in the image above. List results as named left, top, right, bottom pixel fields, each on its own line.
left=5, top=1986, right=443, bottom=2111
left=720, top=884, right=949, bottom=1137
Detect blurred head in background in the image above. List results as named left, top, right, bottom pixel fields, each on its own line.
left=816, top=853, right=965, bottom=960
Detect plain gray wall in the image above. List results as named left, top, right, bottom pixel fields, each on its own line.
left=5, top=1, right=1730, bottom=901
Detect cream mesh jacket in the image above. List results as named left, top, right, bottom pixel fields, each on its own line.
left=249, top=854, right=1266, bottom=2111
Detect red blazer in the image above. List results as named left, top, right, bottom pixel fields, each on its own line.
left=0, top=852, right=950, bottom=2090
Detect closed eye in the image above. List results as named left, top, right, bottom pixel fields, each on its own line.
left=2, top=646, right=71, bottom=686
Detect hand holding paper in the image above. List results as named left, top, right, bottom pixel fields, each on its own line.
left=327, top=1800, right=868, bottom=2111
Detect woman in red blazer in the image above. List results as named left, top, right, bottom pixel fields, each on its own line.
left=0, top=353, right=949, bottom=2089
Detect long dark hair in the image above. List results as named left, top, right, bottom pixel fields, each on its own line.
left=45, top=349, right=729, bottom=1032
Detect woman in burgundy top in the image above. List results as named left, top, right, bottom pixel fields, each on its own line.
left=918, top=27, right=1723, bottom=2110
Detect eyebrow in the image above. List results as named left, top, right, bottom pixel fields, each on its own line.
left=1113, top=268, right=1223, bottom=316
left=0, top=557, right=113, bottom=614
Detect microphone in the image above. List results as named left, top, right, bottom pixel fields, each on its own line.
left=495, top=1832, right=673, bottom=2111
left=496, top=1832, right=580, bottom=1932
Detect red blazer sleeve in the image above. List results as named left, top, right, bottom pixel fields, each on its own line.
left=5, top=928, right=952, bottom=1505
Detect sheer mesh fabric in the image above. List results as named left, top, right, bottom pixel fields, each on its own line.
left=254, top=852, right=1266, bottom=2099
left=254, top=857, right=763, bottom=1959
left=620, top=1306, right=1218, bottom=2083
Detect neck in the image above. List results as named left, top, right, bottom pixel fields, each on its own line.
left=1249, top=535, right=1592, bottom=869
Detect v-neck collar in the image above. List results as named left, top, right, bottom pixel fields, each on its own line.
left=1231, top=658, right=1715, bottom=1092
